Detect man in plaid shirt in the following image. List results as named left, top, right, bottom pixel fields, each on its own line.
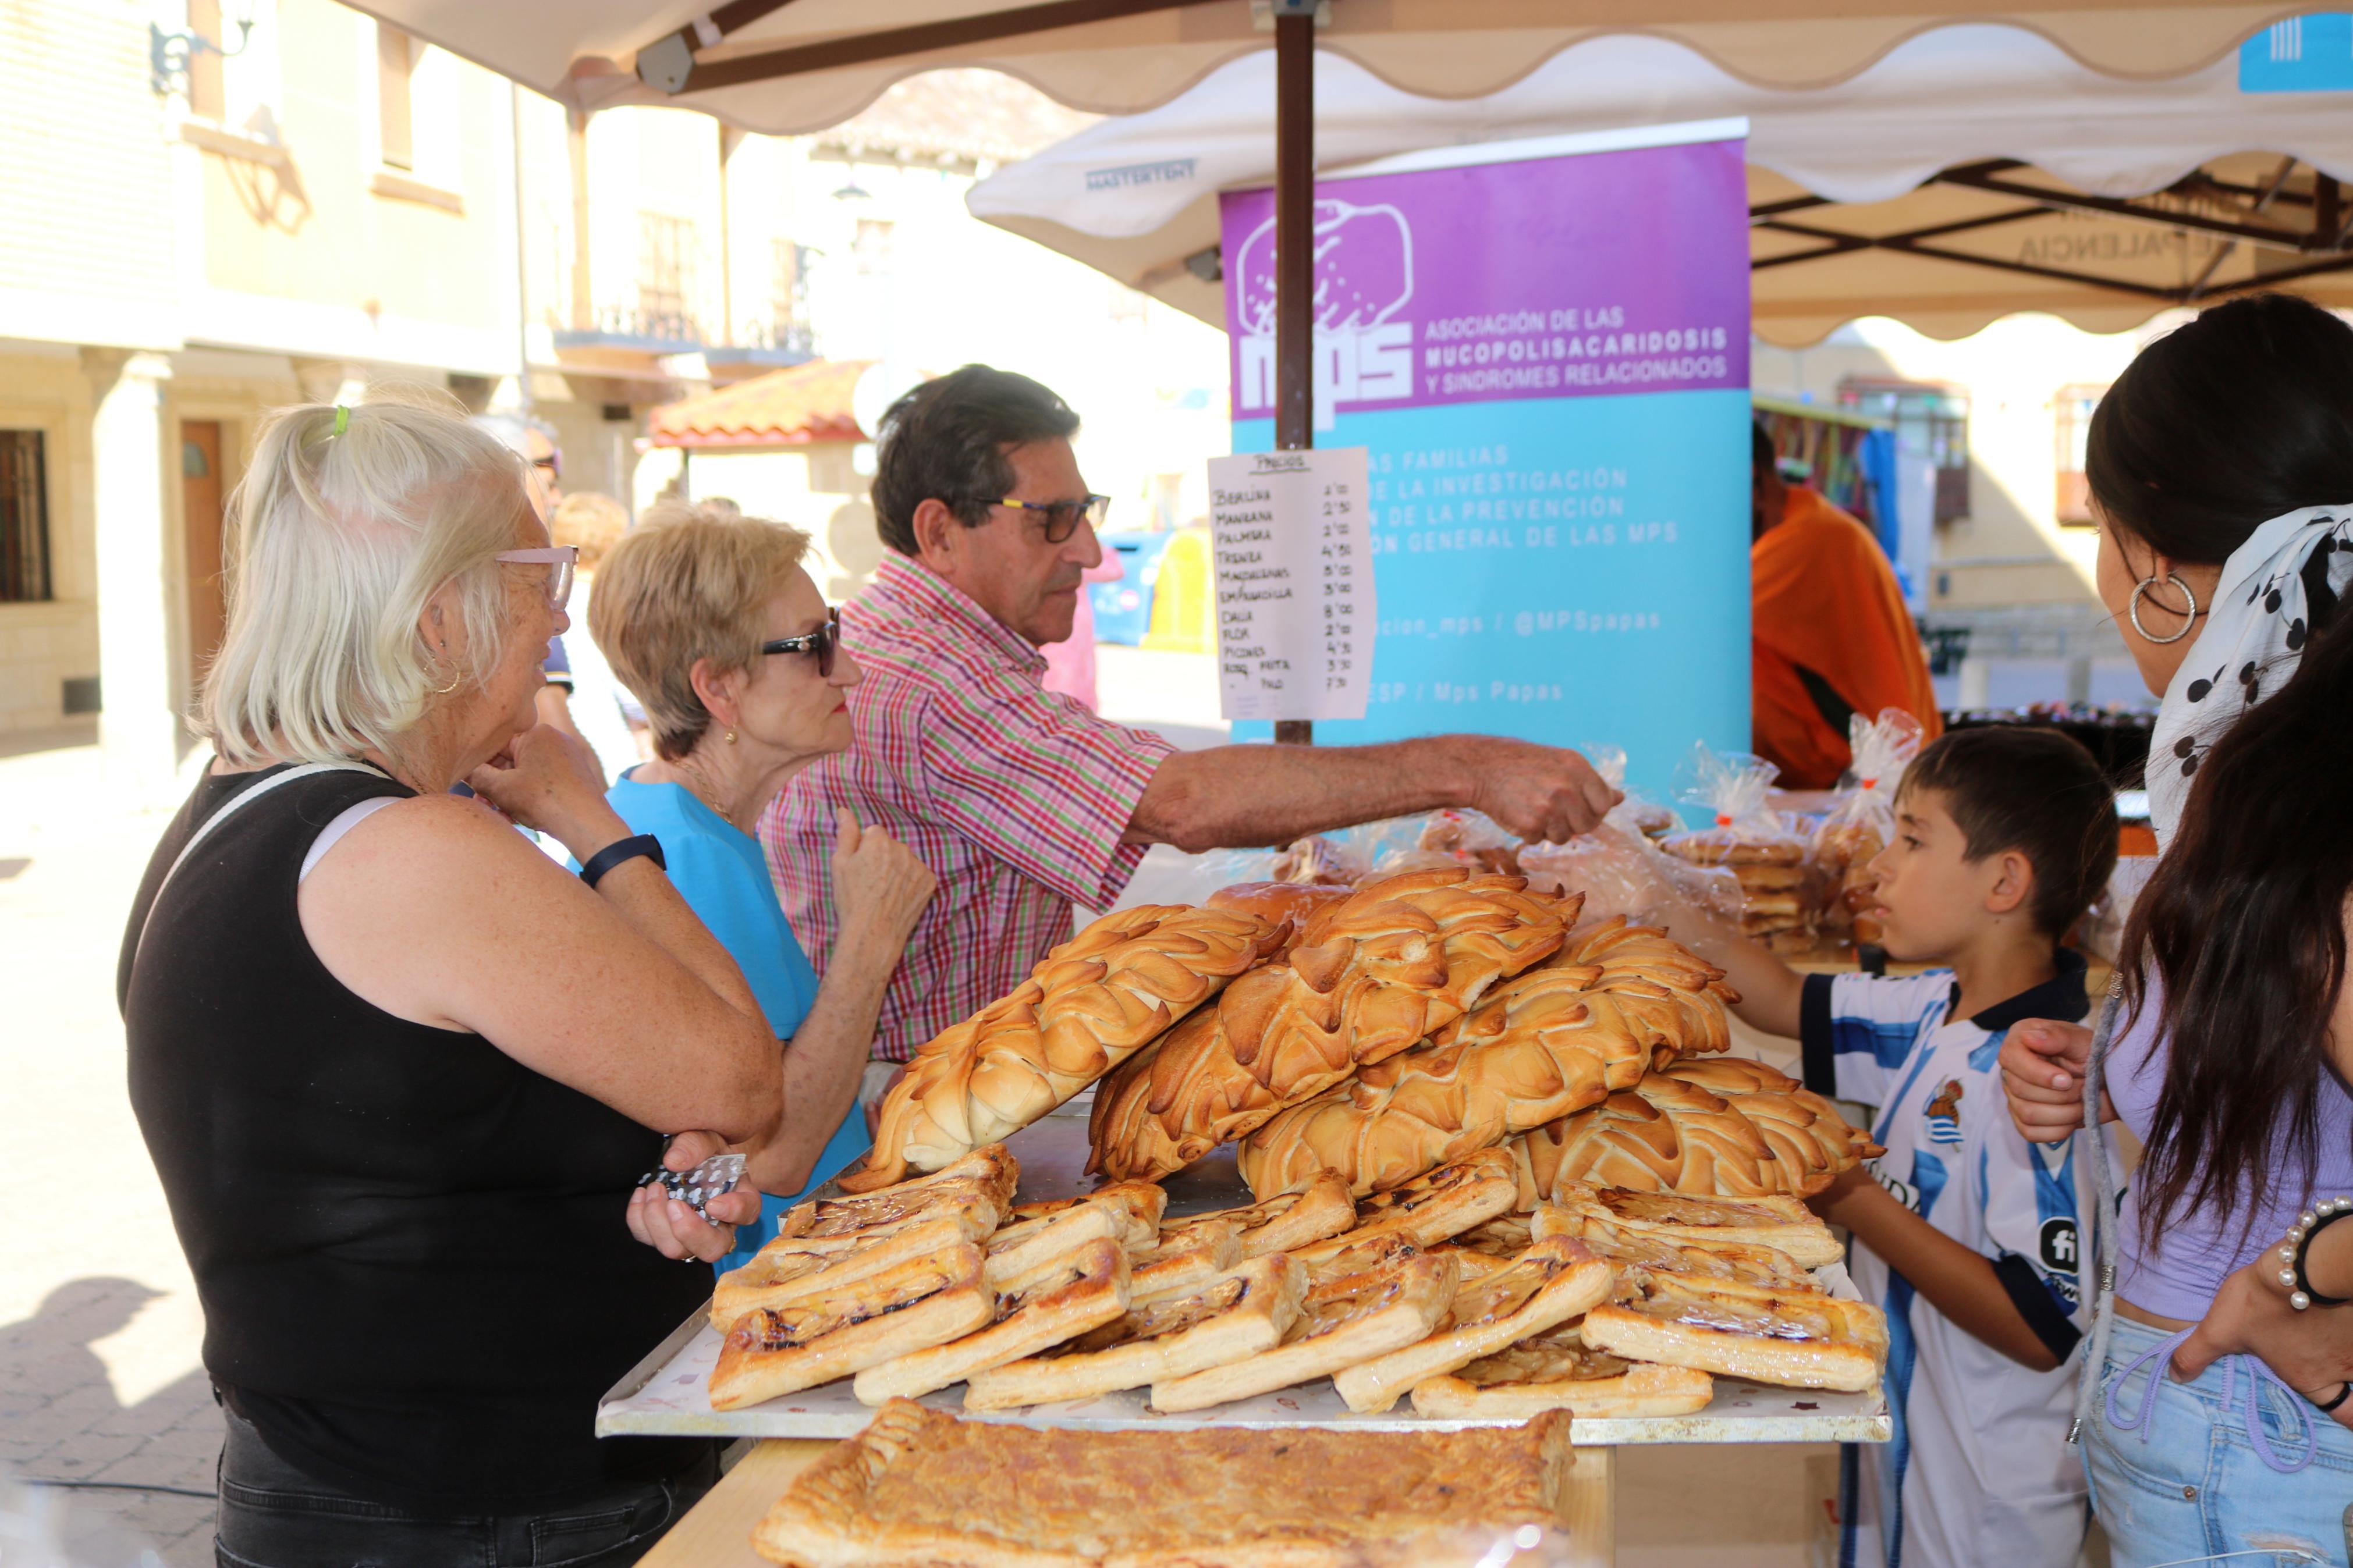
left=760, top=365, right=1620, bottom=1067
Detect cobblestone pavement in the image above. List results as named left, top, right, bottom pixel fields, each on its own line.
left=1, top=733, right=217, bottom=1565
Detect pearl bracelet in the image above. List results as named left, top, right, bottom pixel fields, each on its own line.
left=2277, top=1196, right=2353, bottom=1311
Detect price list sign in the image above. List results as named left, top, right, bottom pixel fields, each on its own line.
left=1207, top=446, right=1375, bottom=723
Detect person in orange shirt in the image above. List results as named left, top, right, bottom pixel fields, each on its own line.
left=1752, top=423, right=1942, bottom=788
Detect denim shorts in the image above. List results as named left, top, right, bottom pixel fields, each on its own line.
left=2085, top=1314, right=2353, bottom=1567
left=214, top=1405, right=720, bottom=1568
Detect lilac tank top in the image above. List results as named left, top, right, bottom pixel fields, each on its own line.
left=2109, top=972, right=2353, bottom=1320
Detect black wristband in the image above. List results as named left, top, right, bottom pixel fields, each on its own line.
left=581, top=832, right=665, bottom=888
left=2312, top=1381, right=2351, bottom=1414
left=2295, top=1204, right=2353, bottom=1308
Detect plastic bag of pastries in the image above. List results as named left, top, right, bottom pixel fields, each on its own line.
left=1658, top=744, right=1813, bottom=948
left=1813, top=707, right=1926, bottom=947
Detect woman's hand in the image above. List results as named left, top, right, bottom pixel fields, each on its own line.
left=624, top=1130, right=761, bottom=1264
left=469, top=724, right=628, bottom=861
left=1999, top=1019, right=2109, bottom=1144
left=829, top=808, right=936, bottom=948
left=2173, top=1238, right=2353, bottom=1429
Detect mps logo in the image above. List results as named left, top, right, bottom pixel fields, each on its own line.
left=1233, top=198, right=1415, bottom=426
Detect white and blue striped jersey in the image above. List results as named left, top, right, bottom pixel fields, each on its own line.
left=1798, top=950, right=2095, bottom=1568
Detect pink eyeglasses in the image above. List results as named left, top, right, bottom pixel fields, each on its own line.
left=495, top=546, right=578, bottom=611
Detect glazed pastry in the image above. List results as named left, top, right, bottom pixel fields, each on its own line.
left=998, top=1179, right=1169, bottom=1258
left=1184, top=1173, right=1357, bottom=1258
left=1578, top=1270, right=1887, bottom=1392
left=1205, top=881, right=1354, bottom=958
left=1410, top=1324, right=1716, bottom=1420
left=1289, top=1148, right=1521, bottom=1272
left=752, top=1399, right=1574, bottom=1568
left=1531, top=1203, right=1816, bottom=1289
left=853, top=1238, right=1130, bottom=1404
left=709, top=1243, right=992, bottom=1410
left=1333, top=1235, right=1613, bottom=1412
left=1128, top=1214, right=1247, bottom=1299
left=1549, top=1181, right=1844, bottom=1269
left=1656, top=829, right=1805, bottom=867
left=961, top=1253, right=1305, bottom=1410
left=1088, top=870, right=1567, bottom=1182
left=1237, top=974, right=1655, bottom=1199
left=1544, top=917, right=1741, bottom=1058
left=1542, top=1058, right=1880, bottom=1200
left=1149, top=1248, right=1459, bottom=1412
left=843, top=906, right=1286, bottom=1192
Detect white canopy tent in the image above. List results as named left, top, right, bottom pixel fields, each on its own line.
left=965, top=26, right=2353, bottom=344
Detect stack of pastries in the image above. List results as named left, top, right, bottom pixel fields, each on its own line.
left=1656, top=826, right=1815, bottom=950
left=711, top=1143, right=1886, bottom=1418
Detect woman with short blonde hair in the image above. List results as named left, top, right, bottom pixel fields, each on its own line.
left=123, top=397, right=783, bottom=1564
left=589, top=499, right=935, bottom=1259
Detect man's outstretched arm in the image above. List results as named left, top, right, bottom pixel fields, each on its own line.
left=1126, top=735, right=1618, bottom=854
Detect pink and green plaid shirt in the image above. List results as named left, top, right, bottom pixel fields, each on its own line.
left=758, top=554, right=1174, bottom=1062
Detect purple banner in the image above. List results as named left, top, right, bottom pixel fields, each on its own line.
left=1222, top=139, right=1750, bottom=428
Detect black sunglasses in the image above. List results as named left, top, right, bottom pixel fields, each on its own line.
left=760, top=606, right=840, bottom=677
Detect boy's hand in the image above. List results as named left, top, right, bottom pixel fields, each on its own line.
left=1999, top=1019, right=2107, bottom=1143
left=1805, top=1162, right=1879, bottom=1230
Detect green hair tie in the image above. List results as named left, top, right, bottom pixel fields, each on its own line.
left=332, top=404, right=349, bottom=436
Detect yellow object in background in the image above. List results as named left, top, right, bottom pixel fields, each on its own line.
left=1141, top=529, right=1213, bottom=653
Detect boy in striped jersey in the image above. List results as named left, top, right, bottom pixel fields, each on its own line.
left=1671, top=726, right=2118, bottom=1568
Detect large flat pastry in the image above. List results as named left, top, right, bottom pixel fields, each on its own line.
left=1290, top=1147, right=1521, bottom=1272
left=1150, top=1248, right=1458, bottom=1413
left=962, top=1253, right=1304, bottom=1410
left=1087, top=870, right=1567, bottom=1182
left=1579, top=1271, right=1887, bottom=1393
left=1410, top=1325, right=1716, bottom=1420
left=1237, top=974, right=1658, bottom=1199
left=1531, top=1203, right=1815, bottom=1289
left=1550, top=1181, right=1843, bottom=1269
left=1333, top=1236, right=1613, bottom=1413
left=843, top=906, right=1286, bottom=1191
left=1542, top=1058, right=1879, bottom=1199
left=710, top=1243, right=993, bottom=1410
left=752, top=1398, right=1574, bottom=1568
left=1185, top=1173, right=1356, bottom=1258
left=854, top=1238, right=1130, bottom=1403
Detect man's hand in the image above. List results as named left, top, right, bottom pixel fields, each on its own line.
left=624, top=1129, right=761, bottom=1264
left=2173, top=1243, right=2353, bottom=1429
left=1463, top=738, right=1621, bottom=844
left=1998, top=1019, right=2105, bottom=1144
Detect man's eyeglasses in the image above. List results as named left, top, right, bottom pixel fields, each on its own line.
left=984, top=493, right=1110, bottom=543
left=495, top=545, right=577, bottom=612
left=760, top=606, right=841, bottom=678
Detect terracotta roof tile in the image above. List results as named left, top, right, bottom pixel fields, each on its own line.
left=648, top=358, right=874, bottom=449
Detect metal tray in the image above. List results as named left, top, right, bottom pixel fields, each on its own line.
left=598, top=1098, right=1891, bottom=1446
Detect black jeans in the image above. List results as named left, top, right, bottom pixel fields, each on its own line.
left=214, top=1406, right=719, bottom=1568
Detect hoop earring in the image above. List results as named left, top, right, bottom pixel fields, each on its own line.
left=2128, top=573, right=2199, bottom=645
left=429, top=670, right=463, bottom=695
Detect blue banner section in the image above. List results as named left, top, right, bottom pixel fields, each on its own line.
left=1232, top=387, right=1751, bottom=806
left=2240, top=15, right=2353, bottom=91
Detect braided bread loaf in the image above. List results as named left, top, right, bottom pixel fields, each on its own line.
left=1545, top=917, right=1740, bottom=1060
left=1086, top=870, right=1567, bottom=1183
left=840, top=905, right=1286, bottom=1192
left=1539, top=1056, right=1881, bottom=1199
left=1236, top=970, right=1656, bottom=1199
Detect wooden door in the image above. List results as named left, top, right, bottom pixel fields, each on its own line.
left=182, top=421, right=226, bottom=683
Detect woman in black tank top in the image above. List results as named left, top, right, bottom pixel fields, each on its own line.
left=120, top=400, right=785, bottom=1565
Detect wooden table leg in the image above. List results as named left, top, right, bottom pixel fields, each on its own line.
left=635, top=1439, right=832, bottom=1568
left=1563, top=1447, right=1615, bottom=1567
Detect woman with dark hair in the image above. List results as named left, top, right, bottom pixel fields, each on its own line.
left=2000, top=293, right=2353, bottom=1560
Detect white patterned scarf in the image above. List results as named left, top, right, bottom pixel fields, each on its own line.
left=2148, top=504, right=2353, bottom=847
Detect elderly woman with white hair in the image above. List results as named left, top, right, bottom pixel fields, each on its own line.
left=118, top=398, right=780, bottom=1565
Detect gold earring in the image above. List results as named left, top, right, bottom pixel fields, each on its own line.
left=725, top=728, right=737, bottom=744
left=430, top=665, right=462, bottom=695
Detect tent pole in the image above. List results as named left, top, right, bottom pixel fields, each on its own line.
left=1272, top=1, right=1314, bottom=746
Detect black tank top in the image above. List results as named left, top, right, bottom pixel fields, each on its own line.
left=118, top=764, right=713, bottom=1510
